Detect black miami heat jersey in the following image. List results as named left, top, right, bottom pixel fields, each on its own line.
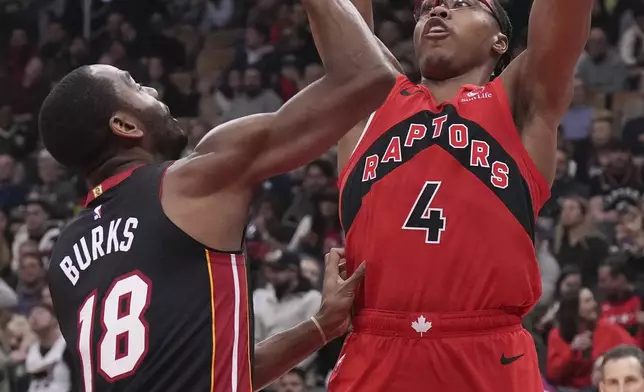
left=47, top=163, right=253, bottom=392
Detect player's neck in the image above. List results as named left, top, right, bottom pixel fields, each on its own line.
left=421, top=67, right=492, bottom=103
left=86, top=151, right=151, bottom=188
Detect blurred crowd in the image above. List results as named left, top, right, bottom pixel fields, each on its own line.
left=4, top=0, right=644, bottom=391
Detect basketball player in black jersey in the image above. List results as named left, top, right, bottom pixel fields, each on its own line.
left=38, top=0, right=397, bottom=390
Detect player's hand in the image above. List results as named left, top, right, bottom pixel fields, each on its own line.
left=570, top=331, right=593, bottom=351
left=315, top=248, right=366, bottom=341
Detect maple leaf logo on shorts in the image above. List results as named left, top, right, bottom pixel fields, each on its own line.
left=411, top=315, right=432, bottom=336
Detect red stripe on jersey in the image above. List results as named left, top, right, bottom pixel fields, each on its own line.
left=85, top=164, right=144, bottom=207
left=206, top=251, right=252, bottom=392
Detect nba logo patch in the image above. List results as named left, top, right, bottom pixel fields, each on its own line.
left=93, top=205, right=102, bottom=220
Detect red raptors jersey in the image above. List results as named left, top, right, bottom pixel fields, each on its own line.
left=338, top=75, right=550, bottom=315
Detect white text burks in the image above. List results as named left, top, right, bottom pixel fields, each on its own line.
left=59, top=217, right=139, bottom=286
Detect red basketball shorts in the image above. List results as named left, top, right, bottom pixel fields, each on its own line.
left=327, top=309, right=543, bottom=392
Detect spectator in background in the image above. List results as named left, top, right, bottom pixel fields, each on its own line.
left=577, top=27, right=628, bottom=94
left=547, top=287, right=635, bottom=389
left=289, top=189, right=342, bottom=260
left=214, top=68, right=243, bottom=115
left=575, top=110, right=616, bottom=184
left=553, top=196, right=609, bottom=287
left=31, top=150, right=77, bottom=220
left=25, top=303, right=71, bottom=392
left=145, top=57, right=197, bottom=117
left=598, top=255, right=644, bottom=345
left=12, top=57, right=49, bottom=117
left=537, top=265, right=583, bottom=336
left=92, top=12, right=123, bottom=57
left=619, top=6, right=644, bottom=68
left=282, top=160, right=334, bottom=229
left=299, top=62, right=324, bottom=90
left=11, top=200, right=60, bottom=269
left=541, top=148, right=589, bottom=221
left=7, top=28, right=33, bottom=85
left=276, top=368, right=308, bottom=392
left=300, top=255, right=322, bottom=290
left=39, top=20, right=68, bottom=64
left=0, top=154, right=27, bottom=213
left=590, top=142, right=644, bottom=218
left=254, top=250, right=321, bottom=370
left=0, top=209, right=16, bottom=289
left=621, top=107, right=644, bottom=159
left=561, top=78, right=594, bottom=143
left=13, top=254, right=45, bottom=316
left=235, top=23, right=275, bottom=71
left=180, top=0, right=234, bottom=33
left=221, top=66, right=282, bottom=121
left=599, top=344, right=644, bottom=392
left=119, top=21, right=142, bottom=59
left=0, top=104, right=37, bottom=159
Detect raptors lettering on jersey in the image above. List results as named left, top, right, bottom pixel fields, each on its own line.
left=361, top=114, right=510, bottom=189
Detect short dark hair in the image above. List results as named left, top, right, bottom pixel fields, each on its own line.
left=601, top=345, right=644, bottom=377
left=306, top=159, right=334, bottom=179
left=602, top=253, right=632, bottom=279
left=284, top=368, right=305, bottom=382
left=39, top=66, right=120, bottom=171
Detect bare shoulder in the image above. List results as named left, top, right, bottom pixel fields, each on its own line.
left=158, top=115, right=273, bottom=251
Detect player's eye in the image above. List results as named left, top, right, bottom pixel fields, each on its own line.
left=453, top=0, right=471, bottom=8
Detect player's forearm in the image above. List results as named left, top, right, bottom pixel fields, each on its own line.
left=526, top=0, right=592, bottom=90
left=252, top=318, right=325, bottom=391
left=301, top=0, right=390, bottom=82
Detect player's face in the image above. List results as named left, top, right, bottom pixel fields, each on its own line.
left=89, top=65, right=187, bottom=160
left=579, top=287, right=598, bottom=321
left=601, top=357, right=644, bottom=392
left=413, top=0, right=506, bottom=81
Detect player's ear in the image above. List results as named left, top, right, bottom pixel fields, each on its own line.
left=109, top=111, right=144, bottom=139
left=491, top=33, right=508, bottom=56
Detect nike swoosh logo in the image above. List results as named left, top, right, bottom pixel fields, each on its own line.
left=500, top=353, right=524, bottom=365
left=400, top=88, right=423, bottom=96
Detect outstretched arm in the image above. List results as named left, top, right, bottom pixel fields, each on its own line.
left=253, top=249, right=365, bottom=390
left=309, top=0, right=403, bottom=171
left=502, top=0, right=593, bottom=182
left=171, top=0, right=396, bottom=193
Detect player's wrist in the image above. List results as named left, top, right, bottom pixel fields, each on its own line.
left=313, top=308, right=346, bottom=341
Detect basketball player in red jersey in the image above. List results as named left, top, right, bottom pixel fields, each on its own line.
left=315, top=0, right=592, bottom=391
left=38, top=0, right=397, bottom=391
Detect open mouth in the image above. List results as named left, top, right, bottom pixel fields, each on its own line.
left=423, top=17, right=450, bottom=39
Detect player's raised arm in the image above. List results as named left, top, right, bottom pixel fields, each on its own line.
left=170, top=0, right=396, bottom=192
left=308, top=0, right=403, bottom=171
left=501, top=0, right=593, bottom=182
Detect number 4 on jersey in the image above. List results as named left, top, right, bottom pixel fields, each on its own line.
left=402, top=181, right=447, bottom=243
